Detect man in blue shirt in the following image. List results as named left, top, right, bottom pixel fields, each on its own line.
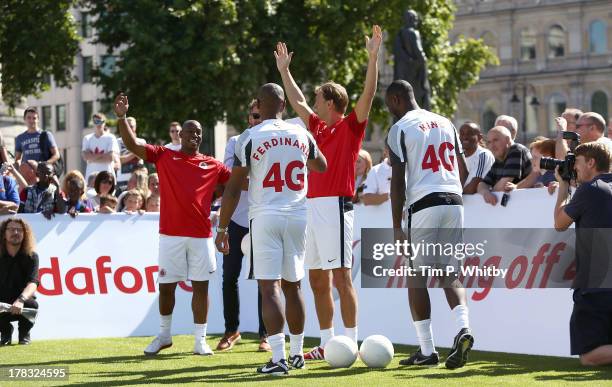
left=14, top=107, right=60, bottom=165
left=0, top=173, right=19, bottom=215
left=554, top=142, right=612, bottom=366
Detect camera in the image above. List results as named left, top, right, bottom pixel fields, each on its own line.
left=540, top=131, right=580, bottom=182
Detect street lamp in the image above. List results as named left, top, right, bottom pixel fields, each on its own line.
left=510, top=81, right=540, bottom=144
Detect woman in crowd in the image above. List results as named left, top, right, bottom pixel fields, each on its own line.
left=353, top=149, right=372, bottom=203
left=148, top=173, right=160, bottom=198
left=529, top=137, right=557, bottom=187
left=91, top=171, right=117, bottom=210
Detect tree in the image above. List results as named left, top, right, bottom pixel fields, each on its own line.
left=88, top=0, right=496, bottom=143
left=0, top=1, right=80, bottom=108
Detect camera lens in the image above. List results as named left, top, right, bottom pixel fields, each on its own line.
left=540, top=157, right=562, bottom=171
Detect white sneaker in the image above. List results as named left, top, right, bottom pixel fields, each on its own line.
left=144, top=335, right=172, bottom=356
left=194, top=338, right=214, bottom=356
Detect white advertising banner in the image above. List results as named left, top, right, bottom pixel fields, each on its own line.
left=6, top=188, right=575, bottom=356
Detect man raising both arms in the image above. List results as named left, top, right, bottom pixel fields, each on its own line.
left=113, top=94, right=230, bottom=357
left=275, top=25, right=382, bottom=359
left=216, top=83, right=327, bottom=375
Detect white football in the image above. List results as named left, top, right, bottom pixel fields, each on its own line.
left=324, top=336, right=358, bottom=368
left=359, top=335, right=394, bottom=368
left=241, top=233, right=250, bottom=257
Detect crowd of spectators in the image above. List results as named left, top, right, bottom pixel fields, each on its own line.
left=355, top=108, right=612, bottom=207
left=0, top=109, right=172, bottom=218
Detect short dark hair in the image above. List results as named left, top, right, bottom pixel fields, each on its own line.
left=575, top=142, right=611, bottom=173
left=386, top=80, right=415, bottom=102
left=23, top=107, right=38, bottom=119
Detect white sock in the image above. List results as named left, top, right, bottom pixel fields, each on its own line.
left=452, top=305, right=470, bottom=330
left=160, top=314, right=172, bottom=338
left=414, top=319, right=435, bottom=356
left=320, top=327, right=335, bottom=348
left=289, top=333, right=304, bottom=357
left=194, top=323, right=207, bottom=341
left=269, top=333, right=286, bottom=363
left=344, top=326, right=358, bottom=344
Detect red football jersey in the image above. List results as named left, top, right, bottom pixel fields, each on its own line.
left=145, top=145, right=230, bottom=238
left=307, top=111, right=366, bottom=198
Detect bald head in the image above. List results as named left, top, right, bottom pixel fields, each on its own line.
left=257, top=83, right=285, bottom=119
left=182, top=120, right=202, bottom=130
left=488, top=125, right=512, bottom=140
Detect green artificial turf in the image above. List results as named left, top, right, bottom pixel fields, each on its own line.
left=1, top=334, right=611, bottom=386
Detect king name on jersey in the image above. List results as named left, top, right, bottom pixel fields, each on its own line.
left=418, top=120, right=443, bottom=132
left=252, top=136, right=308, bottom=161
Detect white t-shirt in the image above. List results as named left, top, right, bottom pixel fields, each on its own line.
left=82, top=132, right=119, bottom=180
left=363, top=159, right=392, bottom=195
left=224, top=135, right=249, bottom=228
left=234, top=119, right=320, bottom=219
left=165, top=143, right=181, bottom=151
left=387, top=109, right=463, bottom=206
left=596, top=136, right=612, bottom=154
left=117, top=137, right=146, bottom=183
left=464, top=146, right=495, bottom=187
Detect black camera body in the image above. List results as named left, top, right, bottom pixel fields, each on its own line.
left=540, top=131, right=580, bottom=182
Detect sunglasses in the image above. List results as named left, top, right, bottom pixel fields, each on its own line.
left=170, top=129, right=180, bottom=133
left=93, top=118, right=105, bottom=125
left=250, top=113, right=261, bottom=120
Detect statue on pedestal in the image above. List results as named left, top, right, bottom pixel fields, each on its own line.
left=393, top=10, right=431, bottom=110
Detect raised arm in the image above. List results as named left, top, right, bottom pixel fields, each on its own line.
left=354, top=25, right=382, bottom=123
left=275, top=42, right=314, bottom=126
left=113, top=94, right=147, bottom=160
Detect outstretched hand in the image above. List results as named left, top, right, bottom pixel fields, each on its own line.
left=274, top=42, right=293, bottom=73
left=365, top=25, right=383, bottom=57
left=114, top=94, right=129, bottom=117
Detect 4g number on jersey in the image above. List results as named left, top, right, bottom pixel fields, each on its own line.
left=421, top=142, right=455, bottom=172
left=263, top=161, right=305, bottom=192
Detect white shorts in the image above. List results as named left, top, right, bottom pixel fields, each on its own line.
left=305, top=197, right=354, bottom=270
left=157, top=234, right=216, bottom=283
left=247, top=215, right=307, bottom=282
left=405, top=204, right=463, bottom=270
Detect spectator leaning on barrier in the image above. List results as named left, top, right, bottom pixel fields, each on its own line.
left=494, top=115, right=518, bottom=142
left=58, top=171, right=95, bottom=217
left=165, top=122, right=182, bottom=151
left=353, top=149, right=372, bottom=204
left=0, top=218, right=39, bottom=346
left=97, top=194, right=118, bottom=214
left=20, top=162, right=60, bottom=219
left=361, top=148, right=391, bottom=206
left=121, top=189, right=145, bottom=214
left=477, top=126, right=534, bottom=205
left=553, top=142, right=612, bottom=366
left=146, top=194, right=160, bottom=213
left=459, top=121, right=495, bottom=194
left=0, top=170, right=20, bottom=215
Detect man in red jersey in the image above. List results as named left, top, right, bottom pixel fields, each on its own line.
left=113, top=94, right=230, bottom=357
left=275, top=25, right=382, bottom=358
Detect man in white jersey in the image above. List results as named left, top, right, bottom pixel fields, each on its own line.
left=385, top=80, right=474, bottom=369
left=459, top=121, right=494, bottom=194
left=216, top=83, right=327, bottom=376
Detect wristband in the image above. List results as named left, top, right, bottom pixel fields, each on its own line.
left=117, top=115, right=126, bottom=120
left=216, top=226, right=228, bottom=233
left=17, top=295, right=27, bottom=302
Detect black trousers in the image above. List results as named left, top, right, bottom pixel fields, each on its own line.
left=222, top=220, right=266, bottom=337
left=0, top=299, right=38, bottom=338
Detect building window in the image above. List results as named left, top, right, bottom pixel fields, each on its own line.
left=591, top=91, right=609, bottom=121
left=548, top=94, right=567, bottom=132
left=100, top=55, right=118, bottom=77
left=42, top=74, right=52, bottom=87
left=520, top=28, right=537, bottom=61
left=42, top=106, right=52, bottom=131
left=82, top=56, right=93, bottom=83
left=56, top=105, right=66, bottom=132
left=81, top=12, right=92, bottom=38
left=548, top=25, right=565, bottom=58
left=589, top=20, right=607, bottom=54
left=83, top=101, right=93, bottom=128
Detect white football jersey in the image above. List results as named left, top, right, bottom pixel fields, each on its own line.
left=235, top=119, right=319, bottom=219
left=387, top=109, right=463, bottom=206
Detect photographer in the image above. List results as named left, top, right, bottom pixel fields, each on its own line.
left=553, top=142, right=612, bottom=366
left=0, top=218, right=39, bottom=345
